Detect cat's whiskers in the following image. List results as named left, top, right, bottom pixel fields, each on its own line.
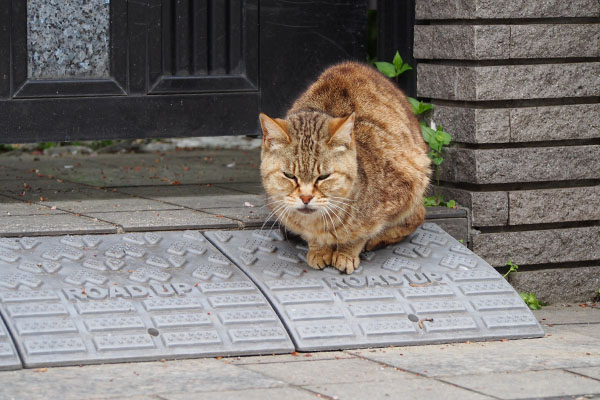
left=259, top=202, right=288, bottom=233
left=326, top=201, right=353, bottom=219
left=327, top=199, right=364, bottom=216
left=324, top=204, right=350, bottom=238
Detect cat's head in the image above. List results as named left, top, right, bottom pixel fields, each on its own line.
left=259, top=111, right=357, bottom=217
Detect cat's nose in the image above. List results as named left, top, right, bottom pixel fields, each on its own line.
left=299, top=194, right=313, bottom=204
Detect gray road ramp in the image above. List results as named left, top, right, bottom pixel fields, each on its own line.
left=0, top=232, right=293, bottom=368
left=205, top=223, right=544, bottom=351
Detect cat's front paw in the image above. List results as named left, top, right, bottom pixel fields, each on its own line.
left=306, top=247, right=333, bottom=269
left=332, top=251, right=360, bottom=274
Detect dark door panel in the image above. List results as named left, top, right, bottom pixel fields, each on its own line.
left=0, top=0, right=366, bottom=143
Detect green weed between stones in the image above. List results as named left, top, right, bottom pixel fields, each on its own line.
left=502, top=260, right=543, bottom=310
left=503, top=259, right=519, bottom=278
left=520, top=292, right=542, bottom=310
left=374, top=52, right=455, bottom=208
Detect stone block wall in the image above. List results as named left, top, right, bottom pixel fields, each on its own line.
left=414, top=0, right=600, bottom=303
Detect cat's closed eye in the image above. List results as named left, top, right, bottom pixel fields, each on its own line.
left=283, top=172, right=297, bottom=180
left=316, top=173, right=331, bottom=181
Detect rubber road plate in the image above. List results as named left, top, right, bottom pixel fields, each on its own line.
left=205, top=224, right=544, bottom=351
left=0, top=316, right=21, bottom=370
left=0, top=232, right=293, bottom=368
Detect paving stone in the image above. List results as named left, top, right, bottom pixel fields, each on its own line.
left=0, top=214, right=117, bottom=237
left=0, top=231, right=293, bottom=367
left=509, top=187, right=600, bottom=225
left=418, top=63, right=600, bottom=101
left=162, top=387, right=317, bottom=400
left=243, top=357, right=412, bottom=386
left=0, top=194, right=66, bottom=217
left=202, top=207, right=273, bottom=228
left=472, top=227, right=600, bottom=267
left=415, top=0, right=600, bottom=19
left=21, top=188, right=180, bottom=214
left=568, top=366, right=600, bottom=381
left=214, top=183, right=266, bottom=195
left=84, top=210, right=241, bottom=231
left=222, top=350, right=354, bottom=365
left=510, top=24, right=600, bottom=58
left=118, top=185, right=266, bottom=209
left=442, top=369, right=600, bottom=399
left=534, top=305, right=600, bottom=325
left=440, top=146, right=600, bottom=184
left=305, top=379, right=493, bottom=400
left=205, top=224, right=543, bottom=352
left=349, top=324, right=600, bottom=377
left=0, top=358, right=284, bottom=400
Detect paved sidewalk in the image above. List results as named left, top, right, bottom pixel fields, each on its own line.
left=1, top=149, right=599, bottom=399
left=0, top=305, right=596, bottom=400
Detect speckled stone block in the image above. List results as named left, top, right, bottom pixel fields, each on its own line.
left=418, top=63, right=600, bottom=101
left=27, top=0, right=110, bottom=79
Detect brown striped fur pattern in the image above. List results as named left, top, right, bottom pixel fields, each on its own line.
left=259, top=62, right=431, bottom=274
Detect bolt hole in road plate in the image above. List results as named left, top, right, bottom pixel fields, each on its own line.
left=204, top=223, right=544, bottom=351
left=0, top=232, right=293, bottom=369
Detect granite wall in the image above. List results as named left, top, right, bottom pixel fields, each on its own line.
left=27, top=0, right=110, bottom=79
left=414, top=0, right=600, bottom=303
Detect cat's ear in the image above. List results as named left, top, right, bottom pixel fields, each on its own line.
left=259, top=113, right=290, bottom=151
left=328, top=113, right=355, bottom=150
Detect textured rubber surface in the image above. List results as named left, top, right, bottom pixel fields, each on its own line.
left=205, top=224, right=545, bottom=351
left=0, top=232, right=293, bottom=368
left=0, top=317, right=21, bottom=370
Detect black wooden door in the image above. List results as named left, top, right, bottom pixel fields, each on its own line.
left=0, top=0, right=366, bottom=144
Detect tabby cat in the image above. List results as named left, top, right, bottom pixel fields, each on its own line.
left=259, top=62, right=431, bottom=274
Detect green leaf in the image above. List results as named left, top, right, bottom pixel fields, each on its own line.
left=374, top=62, right=398, bottom=78
left=417, top=102, right=434, bottom=114
left=392, top=51, right=403, bottom=72
left=420, top=124, right=434, bottom=143
left=435, top=129, right=452, bottom=146
left=445, top=199, right=456, bottom=208
left=503, top=260, right=519, bottom=278
left=433, top=156, right=444, bottom=166
left=424, top=196, right=439, bottom=207
left=396, top=63, right=413, bottom=75
left=520, top=292, right=542, bottom=310
left=407, top=97, right=421, bottom=115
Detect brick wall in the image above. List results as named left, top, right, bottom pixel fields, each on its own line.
left=413, top=0, right=600, bottom=303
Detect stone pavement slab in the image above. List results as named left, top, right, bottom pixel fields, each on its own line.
left=85, top=209, right=241, bottom=231
left=0, top=214, right=118, bottom=237
left=0, top=358, right=286, bottom=400
left=348, top=323, right=600, bottom=377
left=305, top=379, right=494, bottom=400
left=442, top=369, right=600, bottom=399
left=535, top=304, right=600, bottom=325
left=568, top=366, right=600, bottom=380
left=19, top=188, right=180, bottom=214
left=0, top=194, right=64, bottom=217
left=241, top=357, right=414, bottom=386
left=222, top=350, right=354, bottom=365
left=162, top=387, right=318, bottom=400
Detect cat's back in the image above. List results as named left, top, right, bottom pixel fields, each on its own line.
left=288, top=61, right=424, bottom=152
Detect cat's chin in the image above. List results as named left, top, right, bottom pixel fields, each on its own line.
left=296, top=207, right=317, bottom=215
